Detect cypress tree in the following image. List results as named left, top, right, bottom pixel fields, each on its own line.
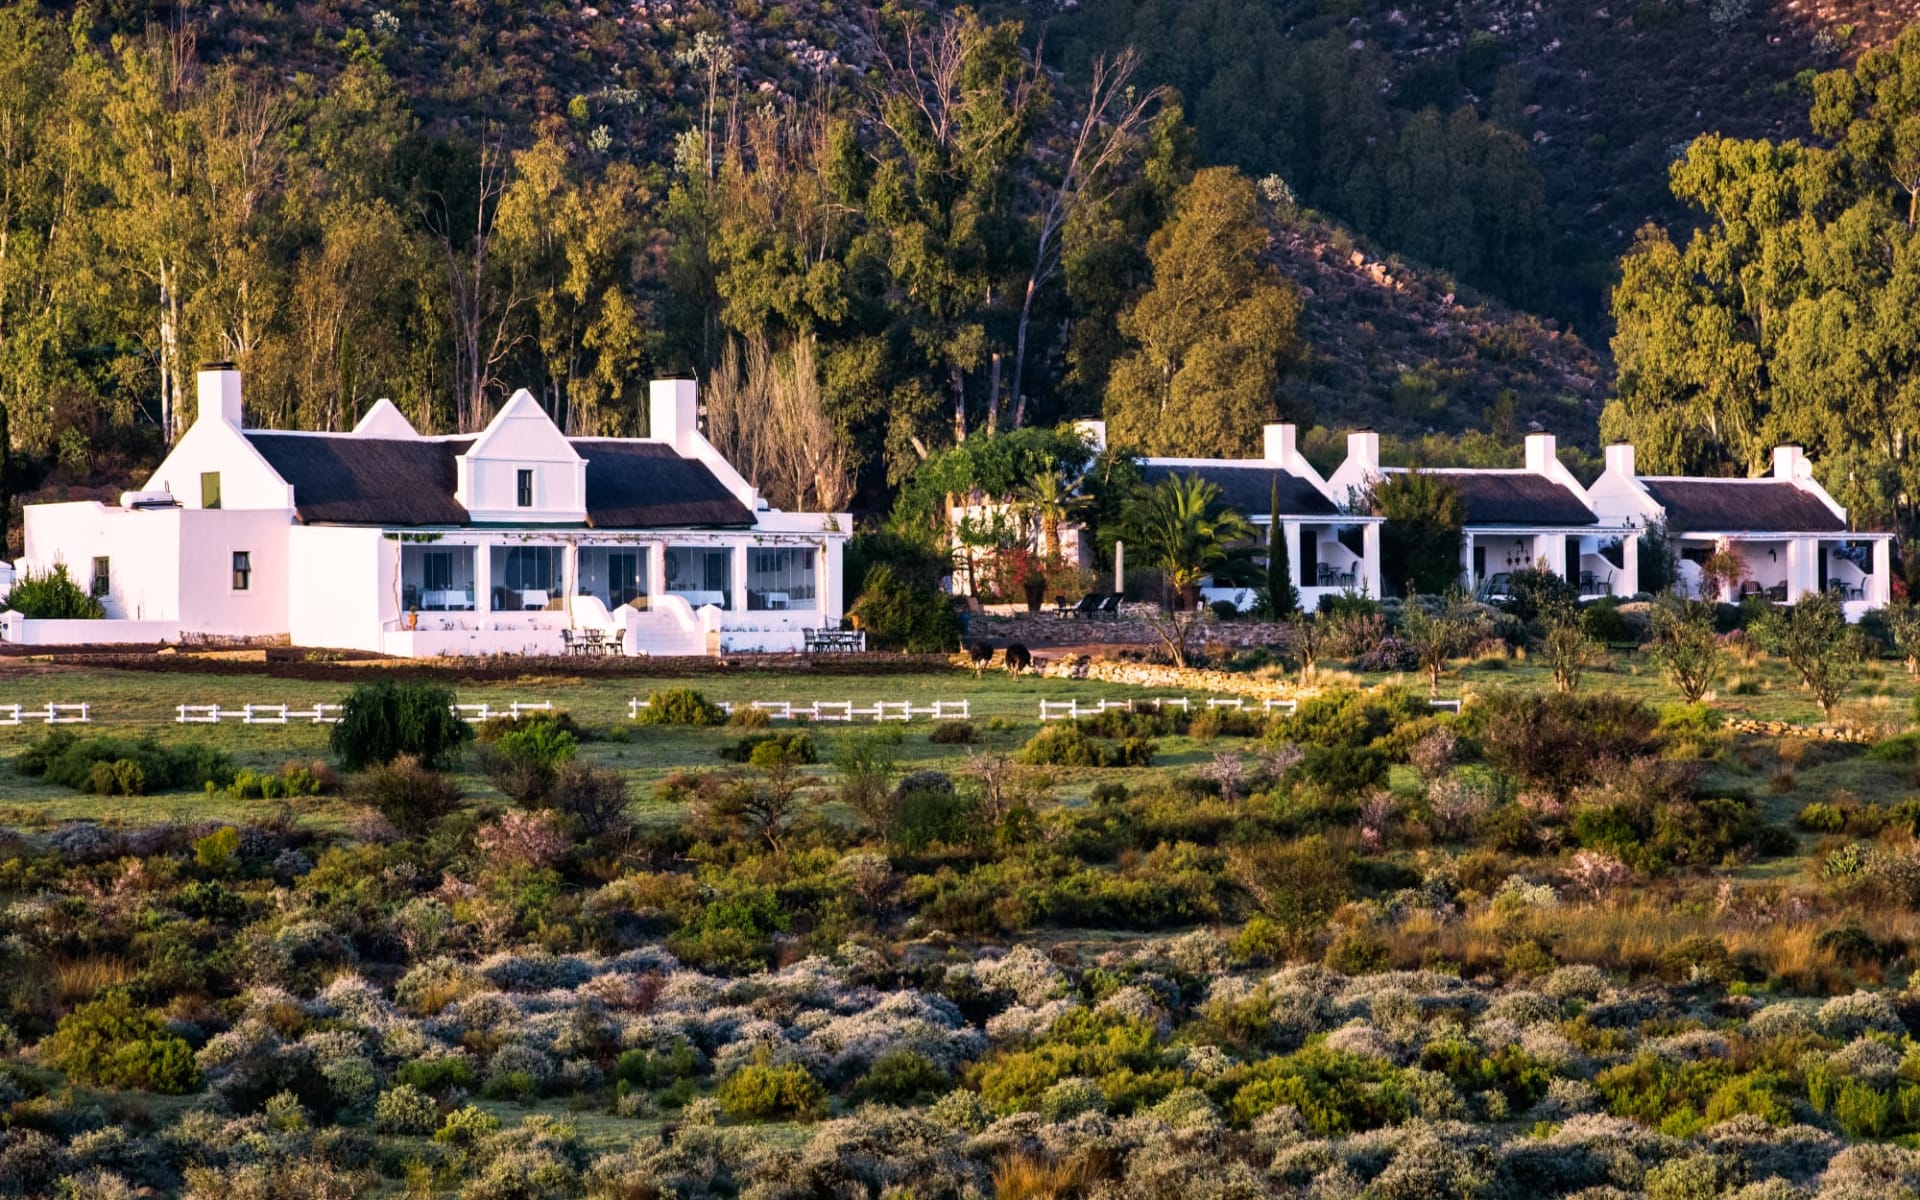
left=1267, top=476, right=1298, bottom=616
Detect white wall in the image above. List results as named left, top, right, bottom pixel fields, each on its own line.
left=23, top=502, right=182, bottom=621
left=145, top=419, right=294, bottom=511
left=458, top=390, right=588, bottom=522
left=174, top=509, right=292, bottom=636
left=289, top=525, right=389, bottom=652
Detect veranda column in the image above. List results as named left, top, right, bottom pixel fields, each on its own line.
left=1874, top=539, right=1893, bottom=606
left=1361, top=523, right=1382, bottom=597
left=475, top=543, right=491, bottom=613
left=1619, top=532, right=1640, bottom=597
left=1460, top=532, right=1476, bottom=593
left=732, top=544, right=750, bottom=613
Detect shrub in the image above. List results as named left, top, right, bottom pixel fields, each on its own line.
left=395, top=1057, right=477, bottom=1094
left=18, top=730, right=234, bottom=795
left=717, top=729, right=816, bottom=764
left=548, top=764, right=632, bottom=840
left=1295, top=743, right=1389, bottom=793
left=193, top=826, right=241, bottom=873
left=435, top=1105, right=501, bottom=1146
left=225, top=761, right=327, bottom=800
left=855, top=1049, right=950, bottom=1104
left=849, top=563, right=960, bottom=652
left=1498, top=568, right=1578, bottom=624
left=46, top=993, right=199, bottom=1093
left=5, top=563, right=104, bottom=619
left=715, top=1062, right=827, bottom=1121
left=1582, top=598, right=1638, bottom=645
left=1479, top=690, right=1657, bottom=796
left=1019, top=723, right=1155, bottom=768
left=929, top=720, right=979, bottom=744
left=330, top=679, right=472, bottom=769
left=892, top=772, right=974, bottom=851
left=349, top=754, right=464, bottom=835
left=373, top=1084, right=440, bottom=1135
left=1797, top=802, right=1849, bottom=833
left=632, top=688, right=727, bottom=726
left=475, top=710, right=587, bottom=744
left=477, top=719, right=580, bottom=806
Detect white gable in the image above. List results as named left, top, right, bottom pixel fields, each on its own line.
left=353, top=399, right=419, bottom=439
left=456, top=389, right=588, bottom=522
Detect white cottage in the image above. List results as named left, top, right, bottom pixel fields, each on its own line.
left=1327, top=430, right=1640, bottom=600
left=14, top=367, right=851, bottom=656
left=1586, top=442, right=1893, bottom=618
left=1080, top=420, right=1384, bottom=608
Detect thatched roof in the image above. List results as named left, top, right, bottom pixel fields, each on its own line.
left=245, top=433, right=756, bottom=529
left=1137, top=464, right=1339, bottom=518
left=575, top=441, right=755, bottom=528
left=1641, top=479, right=1845, bottom=534
left=247, top=433, right=474, bottom=526
left=1436, top=471, right=1597, bottom=527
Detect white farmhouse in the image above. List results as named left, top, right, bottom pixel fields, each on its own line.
left=1327, top=430, right=1641, bottom=601
left=14, top=367, right=850, bottom=656
left=1586, top=442, right=1893, bottom=618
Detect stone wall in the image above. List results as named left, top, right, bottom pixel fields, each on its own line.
left=968, top=604, right=1295, bottom=650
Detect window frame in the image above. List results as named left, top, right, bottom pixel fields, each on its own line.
left=231, top=550, right=252, bottom=592
left=90, top=556, right=110, bottom=598
left=201, top=471, right=222, bottom=510
left=516, top=469, right=534, bottom=508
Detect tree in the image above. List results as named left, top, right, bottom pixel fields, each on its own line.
left=1753, top=591, right=1869, bottom=721
left=330, top=680, right=473, bottom=770
left=702, top=333, right=853, bottom=512
left=1104, top=168, right=1302, bottom=456
left=1373, top=471, right=1465, bottom=595
left=1648, top=598, right=1724, bottom=704
left=1400, top=589, right=1482, bottom=697
left=1541, top=601, right=1603, bottom=694
left=1266, top=476, right=1298, bottom=617
left=1121, top=472, right=1256, bottom=609
left=1886, top=598, right=1920, bottom=675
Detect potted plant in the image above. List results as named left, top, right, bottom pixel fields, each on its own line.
left=993, top=547, right=1048, bottom=612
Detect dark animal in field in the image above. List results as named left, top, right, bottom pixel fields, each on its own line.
left=969, top=641, right=996, bottom=677
left=1004, top=643, right=1033, bottom=673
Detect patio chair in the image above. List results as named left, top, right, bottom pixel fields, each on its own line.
left=559, top=629, right=578, bottom=656
left=1062, top=594, right=1101, bottom=619
left=1093, top=592, right=1123, bottom=618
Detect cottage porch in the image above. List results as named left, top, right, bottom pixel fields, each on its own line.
left=1676, top=534, right=1892, bottom=613
left=1467, top=527, right=1639, bottom=601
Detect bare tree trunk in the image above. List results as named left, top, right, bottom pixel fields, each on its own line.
left=985, top=352, right=1002, bottom=436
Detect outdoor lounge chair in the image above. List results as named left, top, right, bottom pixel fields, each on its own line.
left=1061, top=594, right=1102, bottom=619
left=1093, top=592, right=1123, bottom=618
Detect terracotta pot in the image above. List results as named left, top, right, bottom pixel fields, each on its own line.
left=1023, top=580, right=1046, bottom=612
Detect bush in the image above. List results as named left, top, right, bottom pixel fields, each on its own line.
left=1478, top=690, right=1657, bottom=796
left=225, top=761, right=328, bottom=800
left=849, top=563, right=961, bottom=653
left=855, top=1049, right=950, bottom=1104
left=476, top=710, right=588, bottom=744
left=395, top=1057, right=477, bottom=1094
left=349, top=754, right=464, bottom=835
left=1018, top=723, right=1155, bottom=768
left=5, top=562, right=104, bottom=619
left=373, top=1085, right=440, bottom=1135
left=1295, top=744, right=1389, bottom=793
left=1797, top=801, right=1849, bottom=833
left=632, top=688, right=727, bottom=726
left=435, top=1105, right=501, bottom=1146
left=549, top=764, right=632, bottom=840
left=715, top=1061, right=827, bottom=1121
left=1498, top=568, right=1578, bottom=625
left=18, top=730, right=234, bottom=795
left=330, top=680, right=472, bottom=770
left=892, top=772, right=974, bottom=851
left=477, top=718, right=580, bottom=806
left=929, top=720, right=979, bottom=744
left=717, top=729, right=816, bottom=764
left=46, top=993, right=199, bottom=1093
left=1582, top=598, right=1639, bottom=644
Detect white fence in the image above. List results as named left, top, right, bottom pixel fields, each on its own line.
left=175, top=701, right=553, bottom=725
left=629, top=698, right=970, bottom=723
left=0, top=703, right=90, bottom=725
left=1039, top=696, right=1464, bottom=720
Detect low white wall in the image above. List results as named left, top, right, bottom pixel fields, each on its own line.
left=0, top=614, right=180, bottom=645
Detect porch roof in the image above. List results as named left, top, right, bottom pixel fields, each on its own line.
left=1421, top=470, right=1596, bottom=526
left=246, top=432, right=756, bottom=529
left=1640, top=478, right=1845, bottom=534
left=1137, top=463, right=1338, bottom=517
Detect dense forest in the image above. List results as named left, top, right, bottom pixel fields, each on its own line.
left=0, top=0, right=1915, bottom=531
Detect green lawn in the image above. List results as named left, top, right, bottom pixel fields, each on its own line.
left=0, top=648, right=1910, bottom=828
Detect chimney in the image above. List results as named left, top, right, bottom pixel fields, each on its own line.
left=1524, top=432, right=1557, bottom=475
left=1263, top=423, right=1297, bottom=466
left=649, top=378, right=699, bottom=454
left=197, top=363, right=243, bottom=429
left=1347, top=430, right=1380, bottom=477
left=1074, top=418, right=1108, bottom=453
left=1773, top=444, right=1808, bottom=482
left=1604, top=443, right=1636, bottom=478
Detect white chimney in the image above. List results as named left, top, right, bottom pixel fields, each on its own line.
left=1604, top=443, right=1636, bottom=478
left=649, top=378, right=699, bottom=454
left=1773, top=444, right=1808, bottom=482
left=197, top=363, right=243, bottom=429
left=1524, top=432, right=1557, bottom=475
left=1264, top=423, right=1297, bottom=466
left=1347, top=430, right=1380, bottom=477
left=1074, top=418, right=1108, bottom=453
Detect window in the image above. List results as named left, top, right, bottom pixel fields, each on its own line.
left=90, top=557, right=109, bottom=598
left=501, top=546, right=562, bottom=592
left=231, top=551, right=252, bottom=591
left=665, top=546, right=733, bottom=609
left=747, top=548, right=818, bottom=610
left=201, top=472, right=222, bottom=510
left=517, top=469, right=534, bottom=507
left=423, top=551, right=454, bottom=592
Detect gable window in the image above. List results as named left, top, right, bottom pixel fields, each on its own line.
left=517, top=469, right=534, bottom=507
left=201, top=472, right=222, bottom=510
left=231, top=551, right=252, bottom=591
left=91, top=557, right=110, bottom=598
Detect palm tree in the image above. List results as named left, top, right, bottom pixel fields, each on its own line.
left=1122, top=473, right=1256, bottom=610
left=1015, top=457, right=1085, bottom=561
